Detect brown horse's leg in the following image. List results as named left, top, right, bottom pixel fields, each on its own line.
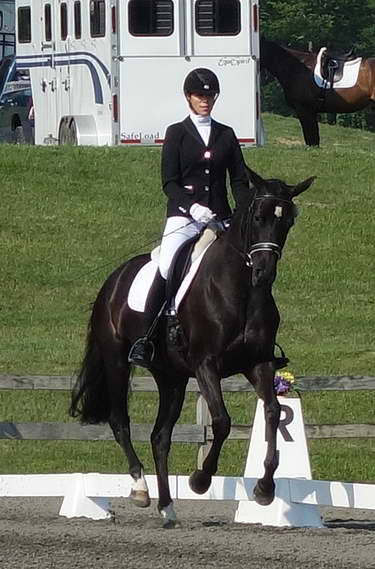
left=245, top=361, right=281, bottom=506
left=151, top=372, right=189, bottom=527
left=189, top=356, right=231, bottom=494
left=295, top=106, right=320, bottom=146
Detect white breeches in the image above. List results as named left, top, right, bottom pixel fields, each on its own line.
left=158, top=216, right=204, bottom=279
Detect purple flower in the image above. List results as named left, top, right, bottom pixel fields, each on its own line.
left=274, top=375, right=291, bottom=395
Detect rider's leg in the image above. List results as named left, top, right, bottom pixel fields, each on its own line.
left=128, top=217, right=202, bottom=368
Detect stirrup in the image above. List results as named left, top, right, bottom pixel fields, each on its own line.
left=128, top=336, right=155, bottom=368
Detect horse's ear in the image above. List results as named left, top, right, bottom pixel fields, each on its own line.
left=290, top=176, right=316, bottom=197
left=246, top=166, right=266, bottom=190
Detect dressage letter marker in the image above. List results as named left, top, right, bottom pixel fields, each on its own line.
left=235, top=397, right=323, bottom=527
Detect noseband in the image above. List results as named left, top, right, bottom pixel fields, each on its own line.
left=244, top=194, right=295, bottom=268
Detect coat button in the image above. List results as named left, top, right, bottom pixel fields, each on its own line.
left=205, top=169, right=210, bottom=174
left=204, top=185, right=209, bottom=191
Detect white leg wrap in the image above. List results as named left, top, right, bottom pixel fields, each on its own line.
left=160, top=503, right=177, bottom=523
left=131, top=473, right=149, bottom=493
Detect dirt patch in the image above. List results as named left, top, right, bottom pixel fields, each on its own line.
left=1, top=498, right=375, bottom=569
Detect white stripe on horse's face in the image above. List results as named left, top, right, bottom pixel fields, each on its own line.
left=274, top=206, right=283, bottom=218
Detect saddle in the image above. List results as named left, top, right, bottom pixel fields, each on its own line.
left=320, top=47, right=356, bottom=87
left=164, top=224, right=220, bottom=348
left=165, top=225, right=220, bottom=308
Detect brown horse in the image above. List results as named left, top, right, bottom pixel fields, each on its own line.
left=261, top=38, right=375, bottom=146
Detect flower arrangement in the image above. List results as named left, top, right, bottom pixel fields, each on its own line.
left=274, top=370, right=299, bottom=396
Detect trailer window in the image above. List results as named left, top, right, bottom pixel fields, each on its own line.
left=90, top=0, right=106, bottom=37
left=61, top=3, right=68, bottom=40
left=195, top=0, right=240, bottom=36
left=128, top=0, right=174, bottom=36
left=44, top=4, right=52, bottom=41
left=18, top=7, right=31, bottom=43
left=74, top=1, right=82, bottom=39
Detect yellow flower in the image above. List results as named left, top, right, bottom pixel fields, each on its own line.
left=279, top=371, right=295, bottom=384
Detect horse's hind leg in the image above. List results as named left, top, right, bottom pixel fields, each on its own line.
left=245, top=361, right=281, bottom=506
left=106, top=345, right=151, bottom=508
left=151, top=372, right=189, bottom=527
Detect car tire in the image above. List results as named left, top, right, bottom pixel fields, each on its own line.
left=14, top=125, right=26, bottom=144
left=59, top=119, right=77, bottom=145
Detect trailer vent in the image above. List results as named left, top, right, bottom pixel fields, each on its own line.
left=195, top=0, right=240, bottom=36
left=90, top=0, right=106, bottom=38
left=128, top=0, right=174, bottom=37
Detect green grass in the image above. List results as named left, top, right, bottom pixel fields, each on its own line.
left=0, top=113, right=375, bottom=480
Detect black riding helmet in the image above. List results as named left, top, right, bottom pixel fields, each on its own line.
left=183, top=68, right=220, bottom=97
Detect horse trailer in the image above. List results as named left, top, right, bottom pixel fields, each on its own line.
left=15, top=0, right=261, bottom=146
left=0, top=0, right=15, bottom=61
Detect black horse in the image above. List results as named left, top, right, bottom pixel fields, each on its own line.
left=261, top=38, right=375, bottom=146
left=70, top=168, right=314, bottom=527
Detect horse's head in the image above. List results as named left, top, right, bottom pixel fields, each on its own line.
left=244, top=167, right=315, bottom=287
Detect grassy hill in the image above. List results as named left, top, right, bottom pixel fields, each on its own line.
left=0, top=113, right=374, bottom=479
left=1, top=112, right=374, bottom=375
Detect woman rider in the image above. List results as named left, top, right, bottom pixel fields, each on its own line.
left=128, top=68, right=252, bottom=368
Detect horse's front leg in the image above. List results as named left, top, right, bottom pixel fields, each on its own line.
left=294, top=104, right=320, bottom=146
left=189, top=356, right=230, bottom=495
left=151, top=373, right=189, bottom=528
left=245, top=361, right=281, bottom=506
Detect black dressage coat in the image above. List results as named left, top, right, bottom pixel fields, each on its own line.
left=161, top=116, right=251, bottom=220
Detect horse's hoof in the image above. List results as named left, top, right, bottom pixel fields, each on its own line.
left=189, top=470, right=212, bottom=494
left=253, top=481, right=275, bottom=506
left=159, top=503, right=177, bottom=528
left=130, top=489, right=151, bottom=508
left=162, top=519, right=177, bottom=529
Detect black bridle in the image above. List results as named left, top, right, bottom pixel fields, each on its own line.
left=242, top=193, right=296, bottom=268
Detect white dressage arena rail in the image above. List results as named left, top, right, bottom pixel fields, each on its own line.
left=1, top=473, right=375, bottom=528
left=1, top=398, right=375, bottom=527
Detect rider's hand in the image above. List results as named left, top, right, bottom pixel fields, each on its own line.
left=189, top=203, right=215, bottom=224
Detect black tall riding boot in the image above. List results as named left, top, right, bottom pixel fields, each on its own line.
left=128, top=270, right=166, bottom=368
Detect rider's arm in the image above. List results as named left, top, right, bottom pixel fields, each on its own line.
left=227, top=128, right=254, bottom=207
left=161, top=124, right=198, bottom=214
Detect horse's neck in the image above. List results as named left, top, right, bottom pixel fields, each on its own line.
left=262, top=41, right=314, bottom=83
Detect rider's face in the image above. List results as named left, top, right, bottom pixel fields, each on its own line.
left=187, top=93, right=217, bottom=116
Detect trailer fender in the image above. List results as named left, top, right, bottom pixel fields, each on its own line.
left=59, top=116, right=98, bottom=146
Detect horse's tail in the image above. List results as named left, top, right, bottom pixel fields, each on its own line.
left=70, top=315, right=110, bottom=424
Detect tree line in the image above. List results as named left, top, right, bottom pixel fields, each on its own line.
left=260, top=0, right=375, bottom=132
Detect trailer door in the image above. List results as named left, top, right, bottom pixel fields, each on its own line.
left=37, top=0, right=58, bottom=142
left=117, top=0, right=259, bottom=145
left=54, top=0, right=71, bottom=120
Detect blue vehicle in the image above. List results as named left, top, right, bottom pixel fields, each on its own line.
left=0, top=54, right=33, bottom=143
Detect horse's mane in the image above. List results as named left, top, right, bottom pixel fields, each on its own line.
left=261, top=38, right=316, bottom=75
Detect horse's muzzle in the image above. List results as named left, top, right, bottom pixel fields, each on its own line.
left=251, top=255, right=278, bottom=287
